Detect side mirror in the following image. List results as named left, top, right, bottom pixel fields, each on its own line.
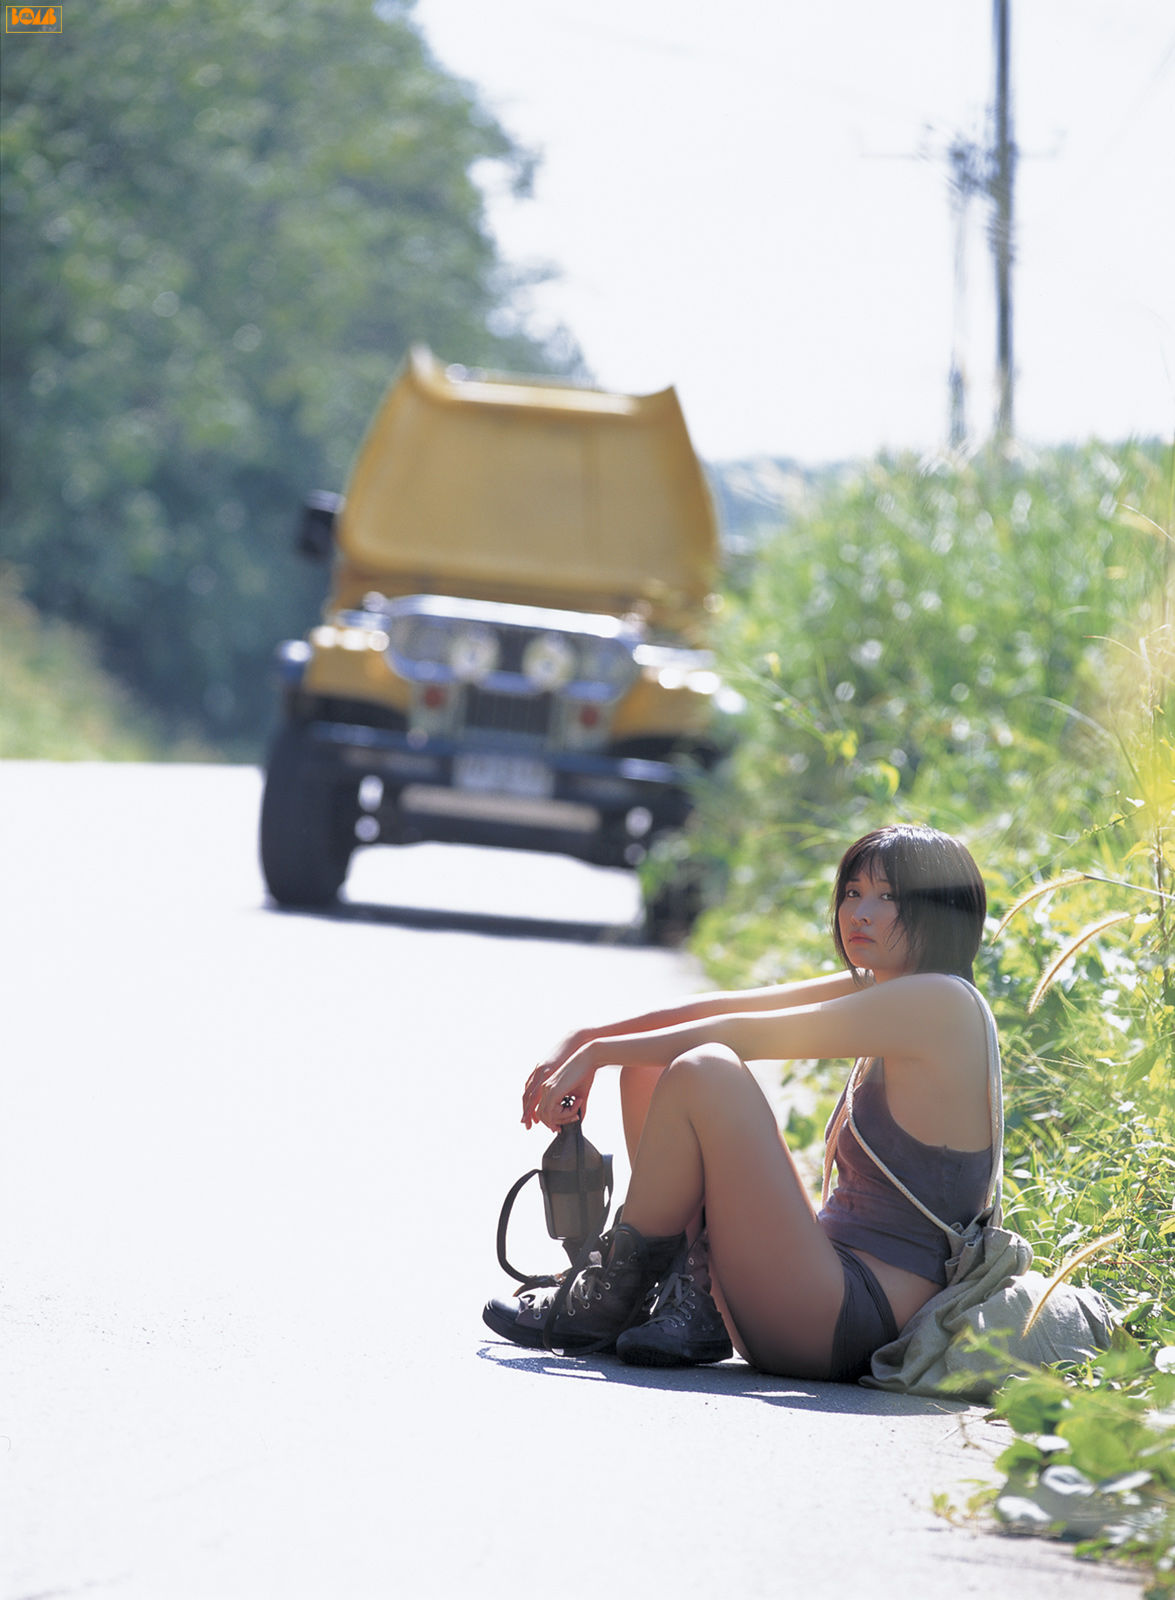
left=297, top=491, right=343, bottom=561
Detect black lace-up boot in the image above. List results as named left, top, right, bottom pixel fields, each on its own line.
left=615, top=1231, right=733, bottom=1366
left=483, top=1222, right=684, bottom=1354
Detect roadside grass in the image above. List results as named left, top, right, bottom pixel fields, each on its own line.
left=689, top=438, right=1174, bottom=1591
left=0, top=566, right=217, bottom=761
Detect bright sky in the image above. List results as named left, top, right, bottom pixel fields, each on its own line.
left=412, top=0, right=1175, bottom=463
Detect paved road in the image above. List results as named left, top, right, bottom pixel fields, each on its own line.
left=0, top=763, right=1139, bottom=1598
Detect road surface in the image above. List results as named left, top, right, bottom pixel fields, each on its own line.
left=0, top=763, right=1139, bottom=1598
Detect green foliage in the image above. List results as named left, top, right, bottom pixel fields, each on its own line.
left=691, top=437, right=1174, bottom=1584
left=983, top=1345, right=1175, bottom=1593
left=698, top=442, right=1167, bottom=913
left=0, top=0, right=580, bottom=745
left=0, top=565, right=215, bottom=760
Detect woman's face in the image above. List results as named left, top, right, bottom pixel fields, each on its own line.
left=837, top=865, right=911, bottom=980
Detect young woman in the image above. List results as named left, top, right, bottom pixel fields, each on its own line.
left=483, top=824, right=993, bottom=1381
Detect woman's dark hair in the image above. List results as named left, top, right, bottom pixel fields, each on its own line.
left=831, top=825, right=987, bottom=983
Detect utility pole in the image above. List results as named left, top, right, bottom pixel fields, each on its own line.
left=990, top=0, right=1016, bottom=443
left=880, top=3, right=1019, bottom=448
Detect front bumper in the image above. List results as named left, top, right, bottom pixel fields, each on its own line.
left=303, top=719, right=693, bottom=865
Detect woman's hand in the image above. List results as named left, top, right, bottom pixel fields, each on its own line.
left=521, top=1027, right=592, bottom=1122
left=522, top=1041, right=599, bottom=1130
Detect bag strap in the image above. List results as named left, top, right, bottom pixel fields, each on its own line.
left=821, top=977, right=1004, bottom=1239
left=495, top=1168, right=564, bottom=1290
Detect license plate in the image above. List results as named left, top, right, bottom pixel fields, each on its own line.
left=452, top=753, right=554, bottom=798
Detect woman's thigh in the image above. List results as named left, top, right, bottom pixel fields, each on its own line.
left=654, top=1046, right=848, bottom=1378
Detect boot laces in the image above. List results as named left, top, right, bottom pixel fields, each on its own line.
left=565, top=1248, right=606, bottom=1314
left=517, top=1283, right=559, bottom=1318
left=649, top=1267, right=697, bottom=1327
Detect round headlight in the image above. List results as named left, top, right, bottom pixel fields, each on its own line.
left=450, top=622, right=499, bottom=683
left=522, top=632, right=577, bottom=691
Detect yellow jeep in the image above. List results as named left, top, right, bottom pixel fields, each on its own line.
left=259, top=347, right=731, bottom=940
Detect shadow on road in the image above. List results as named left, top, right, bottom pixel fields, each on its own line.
left=474, top=1339, right=973, bottom=1418
left=263, top=898, right=648, bottom=947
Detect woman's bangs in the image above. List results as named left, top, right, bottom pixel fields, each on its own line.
left=839, top=837, right=900, bottom=896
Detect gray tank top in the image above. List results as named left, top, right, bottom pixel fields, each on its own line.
left=818, top=1062, right=991, bottom=1286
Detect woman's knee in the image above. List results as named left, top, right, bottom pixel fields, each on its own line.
left=656, top=1043, right=750, bottom=1109
left=668, top=1042, right=747, bottom=1078
left=652, top=1042, right=785, bottom=1159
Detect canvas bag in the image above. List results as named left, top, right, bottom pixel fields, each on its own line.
left=821, top=977, right=1115, bottom=1402
left=495, top=1113, right=613, bottom=1292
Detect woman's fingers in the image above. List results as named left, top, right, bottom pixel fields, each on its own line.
left=522, top=1038, right=597, bottom=1128
left=521, top=1059, right=556, bottom=1124
left=548, top=1087, right=586, bottom=1125
left=522, top=1070, right=585, bottom=1130
left=528, top=1080, right=577, bottom=1129
left=541, top=1060, right=597, bottom=1128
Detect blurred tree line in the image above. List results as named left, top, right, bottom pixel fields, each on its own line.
left=0, top=0, right=581, bottom=750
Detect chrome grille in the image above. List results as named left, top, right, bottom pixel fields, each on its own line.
left=463, top=686, right=554, bottom=741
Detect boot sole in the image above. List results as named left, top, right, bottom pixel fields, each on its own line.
left=615, top=1336, right=733, bottom=1367
left=482, top=1298, right=626, bottom=1356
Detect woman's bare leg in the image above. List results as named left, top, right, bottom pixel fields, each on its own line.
left=618, top=1044, right=846, bottom=1377
left=619, top=1063, right=704, bottom=1241
left=618, top=1063, right=666, bottom=1166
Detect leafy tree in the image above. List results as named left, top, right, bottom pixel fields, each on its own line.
left=0, top=0, right=579, bottom=746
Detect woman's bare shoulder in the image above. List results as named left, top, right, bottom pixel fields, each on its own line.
left=880, top=977, right=993, bottom=1145
left=882, top=971, right=987, bottom=1014
left=869, top=974, right=990, bottom=1067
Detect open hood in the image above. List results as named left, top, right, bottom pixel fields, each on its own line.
left=335, top=347, right=718, bottom=626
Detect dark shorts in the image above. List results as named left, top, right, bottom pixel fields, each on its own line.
left=828, top=1241, right=900, bottom=1382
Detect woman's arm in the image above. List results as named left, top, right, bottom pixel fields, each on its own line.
left=567, top=969, right=861, bottom=1044
left=524, top=972, right=974, bottom=1129
left=521, top=969, right=861, bottom=1119
left=688, top=970, right=865, bottom=1016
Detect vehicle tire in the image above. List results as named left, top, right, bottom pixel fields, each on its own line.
left=259, top=722, right=356, bottom=907
left=642, top=863, right=705, bottom=948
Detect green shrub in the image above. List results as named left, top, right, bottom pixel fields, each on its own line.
left=0, top=565, right=216, bottom=760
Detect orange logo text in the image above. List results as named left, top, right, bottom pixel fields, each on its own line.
left=6, top=6, right=63, bottom=29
